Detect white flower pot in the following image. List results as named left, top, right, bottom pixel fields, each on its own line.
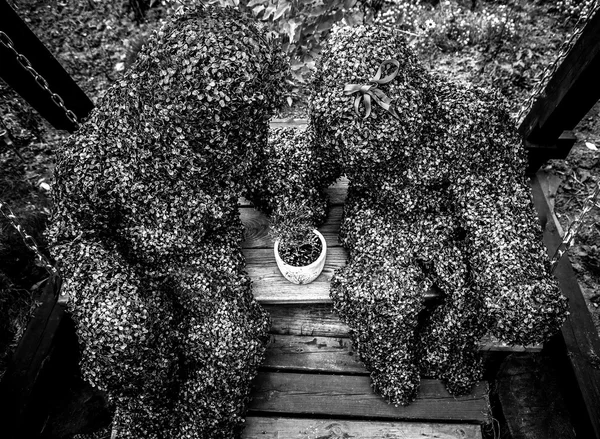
left=274, top=229, right=327, bottom=285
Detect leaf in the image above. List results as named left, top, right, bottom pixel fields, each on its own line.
left=252, top=4, right=265, bottom=16
left=262, top=4, right=277, bottom=20
left=308, top=7, right=326, bottom=17
left=285, top=19, right=302, bottom=43
left=585, top=142, right=598, bottom=151
left=273, top=2, right=291, bottom=20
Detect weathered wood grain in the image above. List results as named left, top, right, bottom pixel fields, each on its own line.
left=262, top=333, right=541, bottom=375
left=531, top=173, right=600, bottom=438
left=265, top=303, right=350, bottom=337
left=248, top=372, right=490, bottom=424
left=241, top=206, right=343, bottom=249
left=245, top=247, right=346, bottom=304
left=243, top=416, right=483, bottom=439
left=263, top=335, right=365, bottom=373
left=246, top=249, right=441, bottom=305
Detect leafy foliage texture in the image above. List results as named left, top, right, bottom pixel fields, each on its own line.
left=276, top=23, right=568, bottom=405
left=47, top=5, right=288, bottom=438
left=245, top=125, right=332, bottom=265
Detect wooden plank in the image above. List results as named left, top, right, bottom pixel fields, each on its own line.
left=248, top=372, right=490, bottom=424
left=525, top=130, right=578, bottom=175
left=243, top=416, right=482, bottom=439
left=265, top=305, right=541, bottom=352
left=0, top=1, right=93, bottom=132
left=263, top=335, right=365, bottom=374
left=239, top=177, right=348, bottom=208
left=531, top=172, right=600, bottom=438
left=241, top=206, right=343, bottom=249
left=245, top=247, right=346, bottom=304
left=0, top=276, right=67, bottom=438
left=263, top=333, right=541, bottom=374
left=477, top=335, right=542, bottom=353
left=518, top=8, right=600, bottom=147
left=246, top=248, right=441, bottom=304
left=266, top=303, right=350, bottom=338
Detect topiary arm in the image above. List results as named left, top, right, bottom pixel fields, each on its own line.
left=450, top=90, right=568, bottom=346
left=243, top=125, right=336, bottom=241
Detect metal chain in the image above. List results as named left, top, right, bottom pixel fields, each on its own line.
left=550, top=178, right=600, bottom=272
left=0, top=199, right=58, bottom=277
left=0, top=30, right=80, bottom=129
left=515, top=2, right=600, bottom=270
left=517, top=0, right=600, bottom=124
left=0, top=30, right=68, bottom=293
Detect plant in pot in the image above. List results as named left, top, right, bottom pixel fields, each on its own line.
left=270, top=201, right=327, bottom=285
left=243, top=125, right=334, bottom=285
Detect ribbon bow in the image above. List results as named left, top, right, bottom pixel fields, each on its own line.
left=343, top=59, right=401, bottom=121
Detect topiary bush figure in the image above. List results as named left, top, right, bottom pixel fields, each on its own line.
left=278, top=24, right=567, bottom=405
left=48, top=5, right=288, bottom=438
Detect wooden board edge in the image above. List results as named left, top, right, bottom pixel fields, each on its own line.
left=243, top=416, right=483, bottom=439
left=0, top=276, right=67, bottom=436
left=531, top=172, right=600, bottom=438
left=249, top=371, right=490, bottom=424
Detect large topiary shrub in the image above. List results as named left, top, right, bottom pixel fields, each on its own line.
left=48, top=5, right=288, bottom=438
left=272, top=23, right=567, bottom=405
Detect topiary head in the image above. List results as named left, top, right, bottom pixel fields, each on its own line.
left=110, top=5, right=292, bottom=180
left=310, top=24, right=439, bottom=183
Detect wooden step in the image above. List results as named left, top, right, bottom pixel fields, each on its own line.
left=244, top=247, right=345, bottom=304
left=262, top=333, right=540, bottom=375
left=263, top=335, right=364, bottom=374
left=264, top=305, right=541, bottom=353
left=248, top=372, right=490, bottom=424
left=243, top=416, right=483, bottom=438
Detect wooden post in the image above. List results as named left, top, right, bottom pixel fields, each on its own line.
left=0, top=0, right=94, bottom=132
left=519, top=7, right=600, bottom=171
left=0, top=277, right=66, bottom=438
left=531, top=174, right=600, bottom=439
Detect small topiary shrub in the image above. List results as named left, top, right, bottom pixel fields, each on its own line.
left=48, top=5, right=288, bottom=438
left=274, top=23, right=567, bottom=405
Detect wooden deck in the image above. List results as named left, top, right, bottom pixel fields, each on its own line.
left=4, top=169, right=597, bottom=439
left=240, top=177, right=494, bottom=438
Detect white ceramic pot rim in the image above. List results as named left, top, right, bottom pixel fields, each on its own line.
left=274, top=229, right=327, bottom=269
